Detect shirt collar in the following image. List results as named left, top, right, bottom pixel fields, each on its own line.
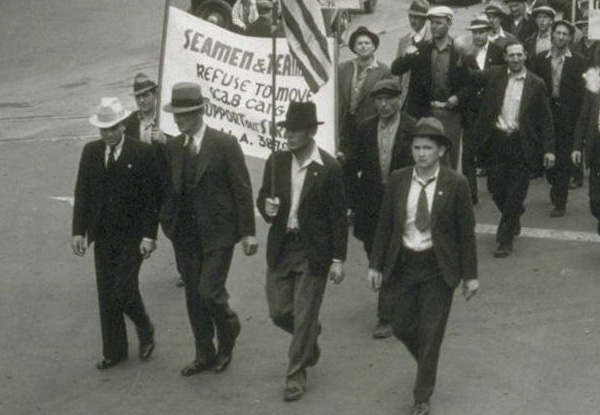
left=354, top=57, right=379, bottom=70
left=379, top=110, right=401, bottom=129
left=293, top=143, right=323, bottom=169
left=186, top=123, right=207, bottom=146
left=107, top=135, right=125, bottom=152
left=546, top=48, right=572, bottom=59
left=137, top=108, right=156, bottom=122
left=412, top=165, right=440, bottom=185
left=537, top=30, right=551, bottom=39
left=476, top=40, right=490, bottom=52
left=412, top=23, right=428, bottom=43
left=433, top=37, right=452, bottom=52
left=508, top=68, right=527, bottom=80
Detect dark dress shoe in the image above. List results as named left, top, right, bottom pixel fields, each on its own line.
left=213, top=354, right=232, bottom=373
left=372, top=323, right=393, bottom=339
left=139, top=341, right=155, bottom=361
left=569, top=179, right=583, bottom=189
left=550, top=207, right=565, bottom=217
left=283, top=385, right=305, bottom=401
left=180, top=359, right=214, bottom=376
left=412, top=401, right=430, bottom=415
left=176, top=277, right=185, bottom=288
left=96, top=357, right=126, bottom=370
left=493, top=243, right=512, bottom=258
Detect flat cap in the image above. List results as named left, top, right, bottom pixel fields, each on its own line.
left=370, top=79, right=402, bottom=97
left=427, top=5, right=454, bottom=19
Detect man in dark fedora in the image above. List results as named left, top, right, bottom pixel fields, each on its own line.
left=257, top=101, right=347, bottom=401
left=368, top=117, right=479, bottom=415
left=345, top=79, right=416, bottom=339
left=160, top=82, right=258, bottom=376
left=72, top=97, right=159, bottom=370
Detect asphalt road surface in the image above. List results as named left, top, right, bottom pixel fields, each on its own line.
left=1, top=1, right=599, bottom=414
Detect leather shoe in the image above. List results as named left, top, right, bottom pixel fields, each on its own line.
left=96, top=357, right=126, bottom=370
left=412, top=401, right=430, bottom=415
left=284, top=370, right=306, bottom=402
left=372, top=323, right=393, bottom=339
left=550, top=207, right=565, bottom=217
left=180, top=359, right=214, bottom=376
left=569, top=179, right=583, bottom=190
left=493, top=243, right=512, bottom=258
left=213, top=354, right=232, bottom=373
left=139, top=341, right=155, bottom=361
left=176, top=277, right=185, bottom=288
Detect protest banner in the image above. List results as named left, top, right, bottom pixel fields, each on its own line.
left=590, top=0, right=600, bottom=40
left=318, top=0, right=362, bottom=8
left=159, top=7, right=337, bottom=159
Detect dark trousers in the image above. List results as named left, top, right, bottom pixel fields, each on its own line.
left=546, top=104, right=576, bottom=209
left=463, top=112, right=480, bottom=203
left=174, top=226, right=240, bottom=362
left=94, top=238, right=153, bottom=360
left=390, top=249, right=454, bottom=403
left=363, top=237, right=393, bottom=324
left=266, top=236, right=326, bottom=379
left=487, top=131, right=530, bottom=245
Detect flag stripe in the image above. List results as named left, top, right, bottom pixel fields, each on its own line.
left=295, top=0, right=330, bottom=61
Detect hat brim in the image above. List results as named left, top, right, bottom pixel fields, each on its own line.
left=133, top=85, right=158, bottom=97
left=88, top=110, right=132, bottom=129
left=370, top=89, right=402, bottom=97
left=349, top=31, right=380, bottom=54
left=408, top=11, right=428, bottom=17
left=466, top=24, right=492, bottom=31
left=163, top=100, right=207, bottom=114
left=411, top=133, right=452, bottom=148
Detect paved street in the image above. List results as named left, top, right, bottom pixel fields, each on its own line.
left=1, top=1, right=599, bottom=414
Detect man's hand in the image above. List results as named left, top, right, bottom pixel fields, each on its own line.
left=328, top=261, right=344, bottom=284
left=572, top=150, right=582, bottom=165
left=336, top=151, right=346, bottom=165
left=405, top=45, right=419, bottom=55
left=140, top=239, right=156, bottom=260
left=445, top=95, right=459, bottom=110
left=265, top=197, right=280, bottom=218
left=462, top=279, right=479, bottom=301
left=544, top=153, right=556, bottom=168
left=150, top=128, right=167, bottom=144
left=72, top=235, right=86, bottom=257
left=242, top=235, right=259, bottom=256
left=367, top=268, right=383, bottom=292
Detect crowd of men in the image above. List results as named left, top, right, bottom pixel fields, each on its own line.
left=70, top=1, right=600, bottom=415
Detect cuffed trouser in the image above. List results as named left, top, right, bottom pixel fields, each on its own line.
left=266, top=236, right=326, bottom=379
left=390, top=249, right=454, bottom=403
left=547, top=104, right=575, bottom=210
left=94, top=238, right=153, bottom=361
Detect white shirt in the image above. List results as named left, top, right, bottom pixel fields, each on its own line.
left=496, top=69, right=527, bottom=133
left=475, top=41, right=490, bottom=70
left=402, top=167, right=439, bottom=251
left=184, top=123, right=207, bottom=156
left=287, top=144, right=323, bottom=230
left=412, top=23, right=429, bottom=44
left=138, top=110, right=156, bottom=144
left=104, top=135, right=125, bottom=167
left=489, top=27, right=507, bottom=43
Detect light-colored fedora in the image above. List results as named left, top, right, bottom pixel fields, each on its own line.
left=89, top=97, right=131, bottom=129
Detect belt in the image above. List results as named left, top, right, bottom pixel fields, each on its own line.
left=401, top=247, right=435, bottom=260
left=494, top=128, right=520, bottom=139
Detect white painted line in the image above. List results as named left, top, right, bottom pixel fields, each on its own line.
left=475, top=223, right=600, bottom=243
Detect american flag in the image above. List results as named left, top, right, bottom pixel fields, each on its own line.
left=280, top=0, right=332, bottom=93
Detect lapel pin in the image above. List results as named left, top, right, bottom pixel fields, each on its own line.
left=313, top=171, right=318, bottom=176
left=127, top=164, right=132, bottom=169
left=438, top=191, right=443, bottom=195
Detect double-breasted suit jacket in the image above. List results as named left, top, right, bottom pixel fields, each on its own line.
left=369, top=167, right=477, bottom=289
left=257, top=149, right=348, bottom=277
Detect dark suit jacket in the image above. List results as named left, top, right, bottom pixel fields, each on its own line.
left=473, top=66, right=555, bottom=171
left=245, top=15, right=284, bottom=37
left=345, top=113, right=416, bottom=243
left=528, top=51, right=586, bottom=133
left=160, top=127, right=256, bottom=251
left=574, top=90, right=600, bottom=166
left=370, top=167, right=477, bottom=288
left=391, top=40, right=469, bottom=119
left=257, top=148, right=348, bottom=277
left=338, top=59, right=391, bottom=151
left=72, top=137, right=159, bottom=243
left=503, top=16, right=537, bottom=42
left=464, top=41, right=505, bottom=118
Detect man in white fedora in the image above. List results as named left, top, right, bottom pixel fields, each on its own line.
left=72, top=97, right=160, bottom=370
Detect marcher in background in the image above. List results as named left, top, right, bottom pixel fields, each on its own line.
left=529, top=20, right=585, bottom=217
left=486, top=2, right=518, bottom=49
left=463, top=14, right=505, bottom=204
left=523, top=5, right=555, bottom=57
left=504, top=0, right=537, bottom=41
left=246, top=0, right=284, bottom=38
left=391, top=6, right=469, bottom=169
left=231, top=0, right=259, bottom=33
left=257, top=102, right=347, bottom=402
left=72, top=97, right=159, bottom=370
left=572, top=20, right=600, bottom=69
left=368, top=117, right=479, bottom=415
left=345, top=79, right=416, bottom=339
left=396, top=0, right=432, bottom=111
left=338, top=26, right=391, bottom=159
left=572, top=67, right=600, bottom=233
left=474, top=40, right=555, bottom=257
left=160, top=82, right=258, bottom=376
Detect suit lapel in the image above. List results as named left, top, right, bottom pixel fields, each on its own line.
left=193, top=131, right=214, bottom=186
left=519, top=72, right=534, bottom=120
left=559, top=56, right=572, bottom=95
left=299, top=160, right=323, bottom=206
left=397, top=168, right=413, bottom=226
left=431, top=168, right=450, bottom=227
left=279, top=152, right=293, bottom=207
left=170, top=135, right=185, bottom=194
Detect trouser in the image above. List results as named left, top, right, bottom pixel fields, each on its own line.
left=546, top=105, right=575, bottom=209
left=390, top=248, right=454, bottom=403
left=174, top=227, right=239, bottom=362
left=363, top=236, right=393, bottom=324
left=94, top=238, right=153, bottom=360
left=487, top=130, right=530, bottom=245
left=431, top=106, right=462, bottom=170
left=266, top=235, right=327, bottom=379
left=463, top=112, right=480, bottom=203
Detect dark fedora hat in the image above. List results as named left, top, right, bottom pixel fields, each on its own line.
left=408, top=0, right=430, bottom=17
left=370, top=78, right=402, bottom=97
left=349, top=26, right=380, bottom=54
left=277, top=101, right=324, bottom=130
left=411, top=117, right=452, bottom=148
left=133, top=72, right=158, bottom=96
left=163, top=82, right=208, bottom=113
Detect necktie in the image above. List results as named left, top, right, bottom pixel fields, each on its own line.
left=186, top=135, right=197, bottom=157
left=107, top=145, right=116, bottom=171
left=415, top=177, right=435, bottom=232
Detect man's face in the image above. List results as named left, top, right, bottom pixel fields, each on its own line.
left=135, top=89, right=156, bottom=113
left=552, top=25, right=572, bottom=49
left=487, top=13, right=503, bottom=30
left=353, top=35, right=375, bottom=58
left=472, top=28, right=490, bottom=48
left=508, top=2, right=525, bottom=18
left=173, top=110, right=203, bottom=136
left=409, top=15, right=427, bottom=32
left=535, top=13, right=553, bottom=32
left=100, top=123, right=125, bottom=147
left=429, top=16, right=451, bottom=39
left=374, top=94, right=401, bottom=120
left=411, top=137, right=445, bottom=169
left=505, top=43, right=526, bottom=72
left=285, top=128, right=315, bottom=152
